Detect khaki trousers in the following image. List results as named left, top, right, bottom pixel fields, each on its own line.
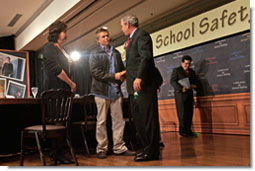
left=94, top=96, right=127, bottom=154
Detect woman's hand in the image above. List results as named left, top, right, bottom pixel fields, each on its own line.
left=70, top=81, right=77, bottom=92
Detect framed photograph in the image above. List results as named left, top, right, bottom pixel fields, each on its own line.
left=0, top=49, right=30, bottom=97
left=6, top=80, right=26, bottom=98
left=0, top=52, right=26, bottom=81
left=0, top=78, right=6, bottom=98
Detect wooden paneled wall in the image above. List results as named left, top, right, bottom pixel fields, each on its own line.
left=158, top=93, right=250, bottom=135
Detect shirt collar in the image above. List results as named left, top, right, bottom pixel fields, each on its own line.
left=100, top=44, right=113, bottom=55
left=182, top=66, right=189, bottom=71
left=100, top=44, right=112, bottom=51
left=130, top=28, right=137, bottom=39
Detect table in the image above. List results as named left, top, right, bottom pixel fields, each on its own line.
left=0, top=97, right=84, bottom=105
left=0, top=98, right=40, bottom=105
left=0, top=97, right=85, bottom=155
left=0, top=97, right=131, bottom=155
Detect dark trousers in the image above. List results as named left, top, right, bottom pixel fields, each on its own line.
left=129, top=86, right=160, bottom=156
left=174, top=90, right=194, bottom=134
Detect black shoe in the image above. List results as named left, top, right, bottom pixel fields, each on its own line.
left=97, top=151, right=107, bottom=159
left=159, top=141, right=165, bottom=147
left=57, top=157, right=74, bottom=164
left=180, top=132, right=189, bottom=137
left=134, top=153, right=159, bottom=162
left=187, top=132, right=194, bottom=136
left=115, top=150, right=136, bottom=156
left=135, top=151, right=144, bottom=157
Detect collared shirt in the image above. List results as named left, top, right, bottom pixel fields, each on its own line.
left=93, top=45, right=121, bottom=100
left=181, top=66, right=190, bottom=79
left=182, top=66, right=189, bottom=74
left=130, top=28, right=137, bottom=39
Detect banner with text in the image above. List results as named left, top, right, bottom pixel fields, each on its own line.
left=151, top=0, right=250, bottom=57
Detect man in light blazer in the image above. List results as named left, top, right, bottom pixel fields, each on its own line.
left=120, top=14, right=161, bottom=162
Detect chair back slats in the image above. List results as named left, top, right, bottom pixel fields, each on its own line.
left=49, top=99, right=55, bottom=122
left=20, top=89, right=78, bottom=166
left=56, top=98, right=61, bottom=120
left=63, top=97, right=70, bottom=120
left=40, top=89, right=74, bottom=127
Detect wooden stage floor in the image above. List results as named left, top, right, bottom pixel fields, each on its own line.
left=0, top=132, right=250, bottom=166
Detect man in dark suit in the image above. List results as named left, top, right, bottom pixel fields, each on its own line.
left=2, top=57, right=13, bottom=77
left=120, top=14, right=161, bottom=161
left=170, top=55, right=198, bottom=137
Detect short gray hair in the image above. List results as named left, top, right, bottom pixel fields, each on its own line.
left=121, top=14, right=139, bottom=27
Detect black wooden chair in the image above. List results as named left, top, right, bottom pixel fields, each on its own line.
left=72, top=95, right=97, bottom=156
left=19, top=89, right=79, bottom=166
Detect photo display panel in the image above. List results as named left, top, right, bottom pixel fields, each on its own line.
left=0, top=49, right=30, bottom=98
left=155, top=31, right=250, bottom=100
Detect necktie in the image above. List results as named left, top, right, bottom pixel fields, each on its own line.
left=126, top=37, right=131, bottom=49
left=185, top=69, right=189, bottom=77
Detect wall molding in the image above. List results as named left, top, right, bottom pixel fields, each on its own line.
left=158, top=93, right=250, bottom=135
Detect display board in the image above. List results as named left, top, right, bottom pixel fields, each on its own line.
left=155, top=31, right=250, bottom=100
left=0, top=49, right=30, bottom=98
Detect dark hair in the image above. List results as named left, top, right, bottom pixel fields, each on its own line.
left=47, top=21, right=67, bottom=42
left=6, top=57, right=10, bottom=60
left=182, top=55, right=192, bottom=62
left=95, top=27, right=109, bottom=40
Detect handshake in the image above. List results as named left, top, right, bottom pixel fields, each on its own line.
left=115, top=70, right=126, bottom=82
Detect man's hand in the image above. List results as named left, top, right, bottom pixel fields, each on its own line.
left=115, top=70, right=126, bottom=81
left=120, top=70, right=126, bottom=82
left=182, top=87, right=187, bottom=93
left=191, top=84, right=197, bottom=89
left=120, top=75, right=126, bottom=82
left=157, top=88, right=161, bottom=93
left=133, top=78, right=142, bottom=92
